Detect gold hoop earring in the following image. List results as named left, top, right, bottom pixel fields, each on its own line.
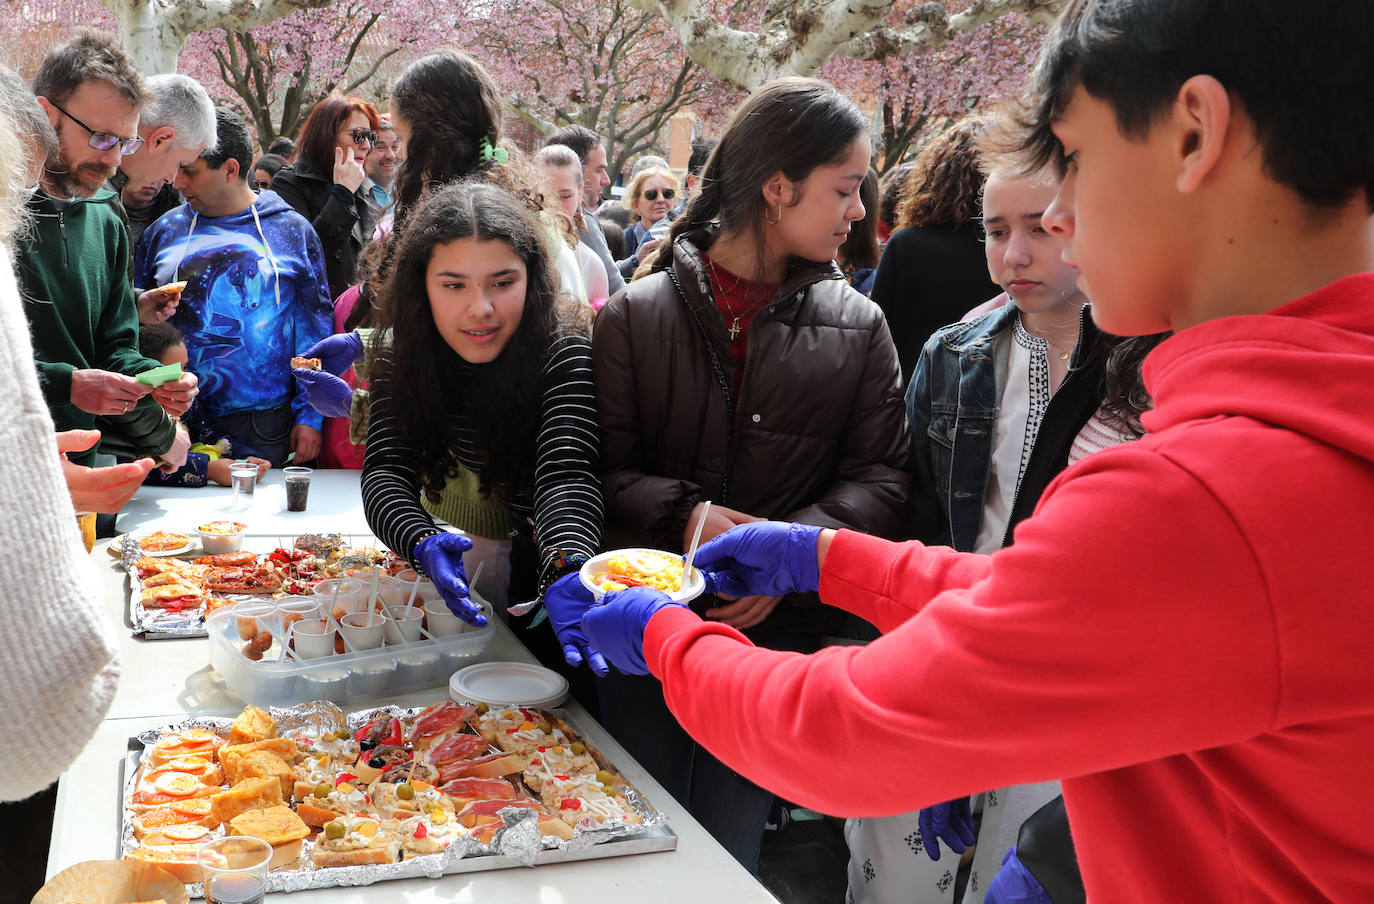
left=765, top=204, right=781, bottom=226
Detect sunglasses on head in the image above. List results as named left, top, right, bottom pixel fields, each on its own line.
left=347, top=127, right=379, bottom=147
left=642, top=188, right=675, bottom=202
left=50, top=101, right=144, bottom=155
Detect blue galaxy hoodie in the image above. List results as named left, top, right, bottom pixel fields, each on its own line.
left=135, top=190, right=332, bottom=430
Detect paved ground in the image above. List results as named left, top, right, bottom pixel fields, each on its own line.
left=757, top=809, right=852, bottom=904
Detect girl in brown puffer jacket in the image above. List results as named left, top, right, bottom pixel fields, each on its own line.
left=589, top=77, right=912, bottom=872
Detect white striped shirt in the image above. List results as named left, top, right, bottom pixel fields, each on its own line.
left=361, top=334, right=603, bottom=589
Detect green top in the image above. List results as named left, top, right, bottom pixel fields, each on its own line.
left=17, top=189, right=172, bottom=464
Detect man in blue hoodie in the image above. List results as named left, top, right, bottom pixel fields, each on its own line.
left=135, top=108, right=332, bottom=466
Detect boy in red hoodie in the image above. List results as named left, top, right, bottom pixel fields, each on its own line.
left=552, top=1, right=1374, bottom=901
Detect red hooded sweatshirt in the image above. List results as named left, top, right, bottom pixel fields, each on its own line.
left=645, top=274, right=1374, bottom=902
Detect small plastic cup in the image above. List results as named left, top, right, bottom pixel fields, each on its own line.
left=292, top=619, right=336, bottom=659
left=339, top=611, right=386, bottom=650
left=423, top=598, right=464, bottom=637
left=198, top=835, right=271, bottom=903
left=363, top=572, right=403, bottom=609
left=313, top=577, right=364, bottom=615
left=276, top=596, right=320, bottom=634
left=283, top=466, right=312, bottom=512
left=382, top=605, right=424, bottom=645
left=396, top=569, right=442, bottom=604
left=230, top=463, right=258, bottom=499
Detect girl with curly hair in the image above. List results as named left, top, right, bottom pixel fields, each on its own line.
left=360, top=180, right=603, bottom=668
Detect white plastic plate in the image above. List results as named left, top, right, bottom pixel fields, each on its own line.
left=450, top=661, right=569, bottom=707
left=579, top=547, right=706, bottom=602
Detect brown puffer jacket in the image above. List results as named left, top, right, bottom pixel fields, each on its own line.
left=593, top=227, right=911, bottom=639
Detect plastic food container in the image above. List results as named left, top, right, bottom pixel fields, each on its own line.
left=197, top=520, right=247, bottom=555
left=580, top=548, right=706, bottom=603
left=206, top=597, right=494, bottom=707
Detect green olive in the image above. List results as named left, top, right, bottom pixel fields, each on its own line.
left=324, top=821, right=345, bottom=840
left=602, top=784, right=616, bottom=796
left=570, top=742, right=586, bottom=756
left=396, top=783, right=415, bottom=801
left=475, top=702, right=489, bottom=716
left=596, top=770, right=614, bottom=786
left=536, top=720, right=552, bottom=734
left=313, top=782, right=331, bottom=798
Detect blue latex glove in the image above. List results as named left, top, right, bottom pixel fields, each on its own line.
left=415, top=532, right=484, bottom=626
left=293, top=367, right=354, bottom=418
left=305, top=331, right=364, bottom=376
left=985, top=846, right=1054, bottom=904
left=581, top=586, right=686, bottom=676
left=917, top=797, right=976, bottom=862
left=693, top=521, right=824, bottom=599
left=543, top=574, right=609, bottom=676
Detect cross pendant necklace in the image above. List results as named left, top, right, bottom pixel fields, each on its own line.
left=728, top=318, right=742, bottom=340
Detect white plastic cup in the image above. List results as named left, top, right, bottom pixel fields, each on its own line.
left=382, top=606, right=424, bottom=644
left=339, top=611, right=386, bottom=650
left=423, top=599, right=464, bottom=637
left=313, top=577, right=364, bottom=615
left=292, top=619, right=336, bottom=659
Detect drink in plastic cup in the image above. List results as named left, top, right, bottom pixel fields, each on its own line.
left=283, top=466, right=312, bottom=512
left=382, top=605, right=424, bottom=644
left=339, top=611, right=386, bottom=650
left=292, top=619, right=336, bottom=659
left=198, top=835, right=270, bottom=903
left=423, top=598, right=464, bottom=637
left=230, top=463, right=257, bottom=499
left=313, top=577, right=364, bottom=615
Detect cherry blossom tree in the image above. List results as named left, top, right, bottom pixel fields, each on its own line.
left=462, top=0, right=741, bottom=175
left=632, top=0, right=1064, bottom=90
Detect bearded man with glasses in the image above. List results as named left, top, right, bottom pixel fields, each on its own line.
left=18, top=31, right=197, bottom=474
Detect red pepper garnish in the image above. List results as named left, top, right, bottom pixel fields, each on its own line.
left=337, top=773, right=358, bottom=787
left=559, top=799, right=581, bottom=810
left=505, top=728, right=518, bottom=734
left=296, top=738, right=314, bottom=747
left=353, top=717, right=402, bottom=748
left=555, top=775, right=570, bottom=781
left=529, top=759, right=541, bottom=766
left=414, top=822, right=428, bottom=839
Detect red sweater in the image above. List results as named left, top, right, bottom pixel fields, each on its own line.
left=646, top=273, right=1374, bottom=902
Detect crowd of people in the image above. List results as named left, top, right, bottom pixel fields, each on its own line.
left=5, top=0, right=1374, bottom=901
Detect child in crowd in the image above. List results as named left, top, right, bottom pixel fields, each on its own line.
left=137, top=322, right=268, bottom=488
left=562, top=77, right=910, bottom=872
left=566, top=1, right=1374, bottom=901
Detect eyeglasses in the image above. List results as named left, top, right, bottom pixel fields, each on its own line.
left=346, top=127, right=379, bottom=147
left=49, top=101, right=144, bottom=155
left=642, top=188, right=675, bottom=202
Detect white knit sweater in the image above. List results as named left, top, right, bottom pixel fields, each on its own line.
left=0, top=244, right=119, bottom=801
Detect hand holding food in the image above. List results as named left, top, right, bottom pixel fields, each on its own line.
left=415, top=533, right=484, bottom=626
left=136, top=281, right=187, bottom=324
left=581, top=586, right=685, bottom=676
left=917, top=798, right=976, bottom=862
left=152, top=370, right=199, bottom=418
left=70, top=368, right=152, bottom=416
left=305, top=331, right=365, bottom=375
left=543, top=574, right=609, bottom=676
left=292, top=368, right=354, bottom=419
left=693, top=521, right=825, bottom=599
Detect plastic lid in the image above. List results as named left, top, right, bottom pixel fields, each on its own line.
left=449, top=662, right=569, bottom=707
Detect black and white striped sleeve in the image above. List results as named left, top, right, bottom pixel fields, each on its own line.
left=360, top=386, right=443, bottom=568
left=532, top=334, right=604, bottom=588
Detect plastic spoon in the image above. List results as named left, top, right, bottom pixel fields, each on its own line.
left=683, top=500, right=710, bottom=583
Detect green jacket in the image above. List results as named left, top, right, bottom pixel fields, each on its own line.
left=16, top=189, right=173, bottom=464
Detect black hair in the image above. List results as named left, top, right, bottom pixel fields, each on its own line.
left=368, top=181, right=587, bottom=502
left=1020, top=0, right=1374, bottom=211
left=252, top=153, right=286, bottom=179
left=686, top=139, right=715, bottom=177
left=544, top=125, right=601, bottom=166
left=266, top=136, right=294, bottom=158
left=201, top=107, right=253, bottom=180
left=138, top=321, right=184, bottom=360
left=1098, top=332, right=1170, bottom=437
left=650, top=77, right=869, bottom=272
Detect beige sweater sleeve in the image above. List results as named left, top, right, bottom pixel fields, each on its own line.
left=0, top=246, right=118, bottom=802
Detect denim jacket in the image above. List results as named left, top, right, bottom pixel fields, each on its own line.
left=906, top=302, right=1108, bottom=551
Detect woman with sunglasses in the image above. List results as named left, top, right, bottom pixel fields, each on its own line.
left=270, top=94, right=381, bottom=300
left=616, top=166, right=679, bottom=280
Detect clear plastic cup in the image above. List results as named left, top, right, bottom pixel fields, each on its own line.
left=395, top=569, right=442, bottom=605
left=197, top=835, right=271, bottom=903
left=283, top=466, right=312, bottom=512
left=312, top=577, right=364, bottom=615
left=230, top=463, right=258, bottom=499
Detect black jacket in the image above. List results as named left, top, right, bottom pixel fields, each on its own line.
left=270, top=160, right=373, bottom=301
